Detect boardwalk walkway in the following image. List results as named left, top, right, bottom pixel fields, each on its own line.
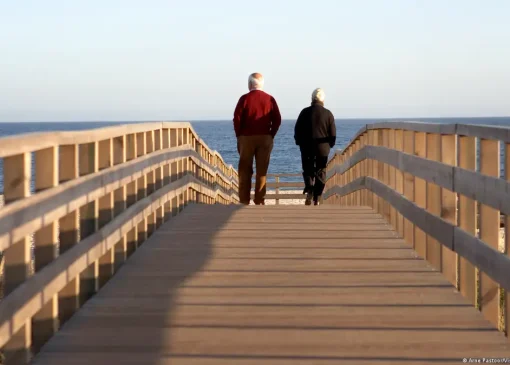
left=32, top=204, right=510, bottom=364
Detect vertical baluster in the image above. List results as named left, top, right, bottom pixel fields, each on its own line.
left=78, top=142, right=99, bottom=306
left=388, top=130, right=396, bottom=230
left=458, top=135, right=477, bottom=306
left=275, top=176, right=280, bottom=205
left=98, top=139, right=115, bottom=288
left=371, top=130, right=379, bottom=212
left=146, top=130, right=155, bottom=196
left=382, top=129, right=390, bottom=221
left=136, top=132, right=147, bottom=245
left=126, top=134, right=138, bottom=207
left=377, top=130, right=384, bottom=215
left=441, top=134, right=458, bottom=287
left=479, top=138, right=500, bottom=328
left=426, top=133, right=442, bottom=271
left=403, top=131, right=415, bottom=247
left=413, top=132, right=427, bottom=258
left=113, top=135, right=128, bottom=272
left=395, top=130, right=404, bottom=237
left=32, top=146, right=59, bottom=354
left=154, top=129, right=163, bottom=191
left=2, top=152, right=32, bottom=364
left=58, top=145, right=80, bottom=326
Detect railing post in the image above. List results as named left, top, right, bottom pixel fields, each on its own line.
left=371, top=130, right=379, bottom=212
left=403, top=131, right=415, bottom=247
left=395, top=130, right=404, bottom=237
left=377, top=130, right=384, bottom=215
left=425, top=133, right=442, bottom=271
left=113, top=135, right=128, bottom=271
left=154, top=128, right=163, bottom=191
left=32, top=146, right=59, bottom=354
left=136, top=132, right=147, bottom=245
left=78, top=142, right=99, bottom=306
left=388, top=129, right=396, bottom=230
left=413, top=132, right=427, bottom=258
left=126, top=134, right=138, bottom=207
left=275, top=176, right=280, bottom=205
left=458, top=135, right=477, bottom=306
left=98, top=139, right=115, bottom=288
left=382, top=129, right=390, bottom=221
left=355, top=139, right=361, bottom=206
left=441, top=134, right=458, bottom=287
left=162, top=128, right=172, bottom=220
left=58, top=144, right=80, bottom=326
left=2, top=152, right=32, bottom=364
left=479, top=138, right=501, bottom=329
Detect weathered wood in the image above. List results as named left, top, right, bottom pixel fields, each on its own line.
left=479, top=138, right=500, bottom=329
left=58, top=145, right=80, bottom=326
left=79, top=142, right=99, bottom=307
left=394, top=130, right=404, bottom=237
left=30, top=205, right=510, bottom=365
left=32, top=146, right=59, bottom=354
left=328, top=177, right=510, bottom=296
left=0, top=178, right=233, bottom=350
left=413, top=132, right=427, bottom=258
left=331, top=145, right=510, bottom=216
left=440, top=134, right=458, bottom=287
left=425, top=133, right=442, bottom=271
left=2, top=152, right=32, bottom=364
left=0, top=149, right=236, bottom=252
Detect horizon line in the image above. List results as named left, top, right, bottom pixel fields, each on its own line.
left=1, top=115, right=510, bottom=123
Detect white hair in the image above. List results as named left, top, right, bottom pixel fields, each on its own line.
left=248, top=73, right=264, bottom=90
left=312, top=88, right=325, bottom=102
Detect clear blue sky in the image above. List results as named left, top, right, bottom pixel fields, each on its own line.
left=1, top=0, right=509, bottom=122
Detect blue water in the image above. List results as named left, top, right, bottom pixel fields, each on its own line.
left=1, top=117, right=510, bottom=192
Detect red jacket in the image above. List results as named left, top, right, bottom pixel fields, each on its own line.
left=233, top=90, right=282, bottom=138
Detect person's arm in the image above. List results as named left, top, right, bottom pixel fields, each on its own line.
left=233, top=96, right=244, bottom=138
left=270, top=97, right=282, bottom=138
left=328, top=111, right=336, bottom=148
left=294, top=110, right=304, bottom=145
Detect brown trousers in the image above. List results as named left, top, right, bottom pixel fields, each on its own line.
left=237, top=135, right=274, bottom=205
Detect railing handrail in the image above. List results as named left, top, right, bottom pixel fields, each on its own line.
left=0, top=121, right=236, bottom=173
left=0, top=122, right=240, bottom=361
left=329, top=121, right=510, bottom=165
left=323, top=121, right=510, bottom=336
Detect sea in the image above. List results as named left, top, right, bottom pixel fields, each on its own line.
left=0, top=117, right=510, bottom=193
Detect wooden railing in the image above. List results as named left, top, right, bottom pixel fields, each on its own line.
left=323, top=121, right=510, bottom=336
left=0, top=122, right=239, bottom=364
left=251, top=173, right=304, bottom=204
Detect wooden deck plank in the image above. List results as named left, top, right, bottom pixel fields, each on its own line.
left=32, top=205, right=510, bottom=364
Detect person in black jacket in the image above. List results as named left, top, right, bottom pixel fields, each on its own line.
left=294, top=88, right=336, bottom=205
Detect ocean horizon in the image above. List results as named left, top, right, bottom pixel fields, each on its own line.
left=1, top=117, right=510, bottom=193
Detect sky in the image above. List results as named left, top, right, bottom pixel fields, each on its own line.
left=1, top=0, right=509, bottom=122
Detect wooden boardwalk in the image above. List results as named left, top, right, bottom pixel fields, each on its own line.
left=32, top=205, right=510, bottom=364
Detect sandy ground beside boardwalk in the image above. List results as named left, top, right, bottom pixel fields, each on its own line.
left=249, top=189, right=305, bottom=206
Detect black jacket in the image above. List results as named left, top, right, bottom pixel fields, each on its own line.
left=294, top=101, right=336, bottom=148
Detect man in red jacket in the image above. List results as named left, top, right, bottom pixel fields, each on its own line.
left=233, top=73, right=282, bottom=205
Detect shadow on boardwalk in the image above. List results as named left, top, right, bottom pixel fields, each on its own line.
left=31, top=203, right=242, bottom=365
left=32, top=205, right=510, bottom=365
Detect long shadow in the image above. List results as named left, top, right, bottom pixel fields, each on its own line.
left=32, top=203, right=242, bottom=365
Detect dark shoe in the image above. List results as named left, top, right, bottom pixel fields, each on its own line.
left=313, top=195, right=321, bottom=206
left=305, top=192, right=313, bottom=205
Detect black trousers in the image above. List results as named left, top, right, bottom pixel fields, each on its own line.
left=300, top=143, right=330, bottom=199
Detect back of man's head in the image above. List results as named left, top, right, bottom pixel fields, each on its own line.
left=248, top=73, right=264, bottom=91
left=312, top=88, right=325, bottom=103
